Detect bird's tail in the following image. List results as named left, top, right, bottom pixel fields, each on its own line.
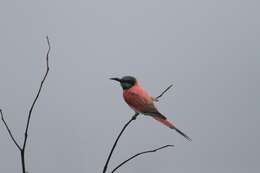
left=153, top=116, right=192, bottom=141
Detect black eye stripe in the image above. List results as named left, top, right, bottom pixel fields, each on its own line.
left=125, top=80, right=134, bottom=84
left=122, top=80, right=132, bottom=83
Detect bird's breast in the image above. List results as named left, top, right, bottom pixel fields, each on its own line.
left=123, top=85, right=153, bottom=113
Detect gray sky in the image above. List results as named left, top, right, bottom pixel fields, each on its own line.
left=0, top=0, right=259, bottom=172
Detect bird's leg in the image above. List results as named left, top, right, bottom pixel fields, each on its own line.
left=131, top=112, right=139, bottom=120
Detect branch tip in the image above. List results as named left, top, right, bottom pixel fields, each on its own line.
left=155, top=84, right=173, bottom=101
left=1, top=109, right=21, bottom=150
left=111, top=144, right=174, bottom=173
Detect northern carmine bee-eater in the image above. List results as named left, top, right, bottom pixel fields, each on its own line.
left=110, top=76, right=191, bottom=141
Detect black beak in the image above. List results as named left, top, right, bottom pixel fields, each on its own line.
left=110, top=77, right=122, bottom=82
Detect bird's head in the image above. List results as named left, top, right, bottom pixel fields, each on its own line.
left=110, top=76, right=137, bottom=90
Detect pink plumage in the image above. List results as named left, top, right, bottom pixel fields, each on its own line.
left=111, top=76, right=191, bottom=141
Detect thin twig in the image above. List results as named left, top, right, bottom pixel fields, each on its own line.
left=22, top=36, right=50, bottom=150
left=154, top=84, right=173, bottom=101
left=111, top=145, right=174, bottom=173
left=103, top=84, right=173, bottom=173
left=19, top=36, right=51, bottom=173
left=0, top=109, right=21, bottom=150
left=103, top=112, right=139, bottom=173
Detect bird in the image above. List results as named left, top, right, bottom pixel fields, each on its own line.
left=110, top=76, right=191, bottom=141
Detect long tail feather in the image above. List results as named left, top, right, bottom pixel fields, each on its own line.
left=153, top=116, right=175, bottom=129
left=173, top=127, right=192, bottom=141
left=153, top=116, right=192, bottom=141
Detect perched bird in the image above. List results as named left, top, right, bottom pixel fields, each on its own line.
left=110, top=76, right=191, bottom=141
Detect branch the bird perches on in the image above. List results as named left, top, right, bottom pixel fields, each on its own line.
left=1, top=37, right=51, bottom=173
left=103, top=84, right=174, bottom=173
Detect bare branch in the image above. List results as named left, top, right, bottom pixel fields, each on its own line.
left=1, top=37, right=51, bottom=173
left=103, top=84, right=174, bottom=173
left=0, top=109, right=22, bottom=150
left=154, top=84, right=173, bottom=101
left=111, top=145, right=174, bottom=173
left=22, top=36, right=50, bottom=150
left=103, top=112, right=139, bottom=173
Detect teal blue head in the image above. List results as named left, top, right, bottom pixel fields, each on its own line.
left=110, top=76, right=137, bottom=90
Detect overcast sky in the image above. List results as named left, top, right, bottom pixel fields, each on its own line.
left=0, top=0, right=259, bottom=173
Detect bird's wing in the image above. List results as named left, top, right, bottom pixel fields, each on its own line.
left=124, top=91, right=166, bottom=119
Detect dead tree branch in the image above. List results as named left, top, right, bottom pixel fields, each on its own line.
left=22, top=36, right=50, bottom=150
left=103, top=84, right=173, bottom=173
left=0, top=109, right=21, bottom=150
left=1, top=36, right=51, bottom=173
left=154, top=84, right=173, bottom=101
left=103, top=112, right=139, bottom=173
left=111, top=145, right=174, bottom=173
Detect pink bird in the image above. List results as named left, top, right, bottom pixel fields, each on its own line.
left=110, top=76, right=191, bottom=141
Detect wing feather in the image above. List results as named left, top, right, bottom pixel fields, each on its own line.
left=124, top=90, right=166, bottom=119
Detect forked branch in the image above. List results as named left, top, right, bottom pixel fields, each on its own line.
left=1, top=36, right=51, bottom=173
